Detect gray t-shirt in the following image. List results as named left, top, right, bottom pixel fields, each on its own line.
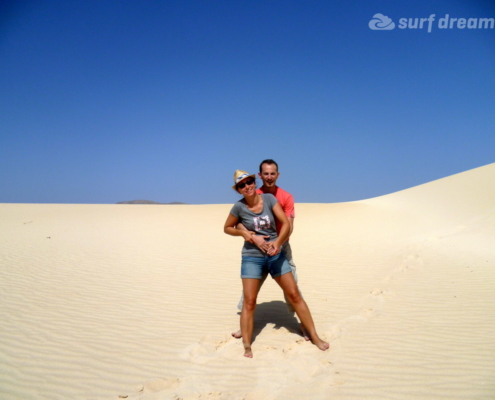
left=230, top=193, right=278, bottom=257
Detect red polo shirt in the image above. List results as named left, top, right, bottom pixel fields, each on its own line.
left=256, top=186, right=295, bottom=236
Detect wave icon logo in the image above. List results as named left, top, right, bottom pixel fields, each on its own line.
left=369, top=13, right=395, bottom=30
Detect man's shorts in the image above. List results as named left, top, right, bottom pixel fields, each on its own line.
left=241, top=252, right=292, bottom=279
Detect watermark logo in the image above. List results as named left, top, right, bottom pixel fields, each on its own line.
left=369, top=13, right=395, bottom=30
left=369, top=13, right=494, bottom=32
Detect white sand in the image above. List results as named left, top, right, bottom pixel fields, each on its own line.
left=0, top=163, right=494, bottom=400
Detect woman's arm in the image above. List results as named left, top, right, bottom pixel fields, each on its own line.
left=224, top=213, right=253, bottom=241
left=267, top=202, right=290, bottom=255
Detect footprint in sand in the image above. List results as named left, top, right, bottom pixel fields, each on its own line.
left=181, top=341, right=217, bottom=364
left=370, top=288, right=384, bottom=297
left=321, top=359, right=333, bottom=365
left=197, top=391, right=229, bottom=399
left=331, top=288, right=389, bottom=336
left=144, top=378, right=180, bottom=393
left=181, top=335, right=238, bottom=364
left=395, top=252, right=424, bottom=273
left=213, top=336, right=233, bottom=350
left=122, top=378, right=181, bottom=399
left=329, top=323, right=348, bottom=340
left=355, top=289, right=388, bottom=321
left=360, top=307, right=380, bottom=318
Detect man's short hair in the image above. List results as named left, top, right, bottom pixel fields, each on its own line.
left=259, top=159, right=279, bottom=173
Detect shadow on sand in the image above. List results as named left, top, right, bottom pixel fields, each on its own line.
left=237, top=300, right=303, bottom=342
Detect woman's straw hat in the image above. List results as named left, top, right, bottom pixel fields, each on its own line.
left=232, top=170, right=256, bottom=190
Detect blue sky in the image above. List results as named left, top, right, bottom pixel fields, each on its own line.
left=1, top=0, right=494, bottom=204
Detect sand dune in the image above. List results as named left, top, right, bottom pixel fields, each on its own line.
left=0, top=163, right=494, bottom=399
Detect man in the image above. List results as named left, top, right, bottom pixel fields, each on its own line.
left=232, top=159, right=309, bottom=340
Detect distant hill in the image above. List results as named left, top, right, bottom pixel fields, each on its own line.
left=116, top=200, right=187, bottom=205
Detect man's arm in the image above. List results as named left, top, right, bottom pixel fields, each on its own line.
left=280, top=191, right=295, bottom=239
left=266, top=203, right=290, bottom=255
left=236, top=222, right=270, bottom=251
left=287, top=217, right=294, bottom=239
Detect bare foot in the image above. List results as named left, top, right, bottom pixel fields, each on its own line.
left=312, top=337, right=330, bottom=351
left=231, top=329, right=242, bottom=339
left=301, top=324, right=310, bottom=341
left=243, top=344, right=253, bottom=358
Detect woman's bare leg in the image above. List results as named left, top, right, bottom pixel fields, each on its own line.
left=232, top=271, right=268, bottom=339
left=240, top=278, right=261, bottom=357
left=301, top=324, right=311, bottom=341
left=274, top=273, right=329, bottom=351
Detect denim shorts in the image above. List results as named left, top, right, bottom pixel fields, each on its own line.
left=241, top=252, right=292, bottom=279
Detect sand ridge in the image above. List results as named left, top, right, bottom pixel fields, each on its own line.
left=0, top=163, right=494, bottom=399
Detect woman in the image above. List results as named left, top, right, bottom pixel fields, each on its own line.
left=224, top=170, right=329, bottom=358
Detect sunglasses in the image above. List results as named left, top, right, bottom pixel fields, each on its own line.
left=237, top=178, right=255, bottom=189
